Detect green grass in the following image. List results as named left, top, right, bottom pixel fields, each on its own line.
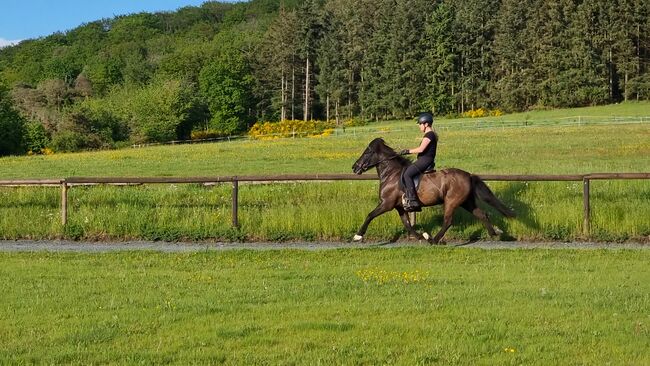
left=1, top=102, right=649, bottom=178
left=0, top=103, right=649, bottom=242
left=0, top=249, right=648, bottom=365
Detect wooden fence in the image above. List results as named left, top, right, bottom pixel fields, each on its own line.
left=1, top=173, right=649, bottom=236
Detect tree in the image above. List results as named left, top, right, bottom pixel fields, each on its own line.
left=491, top=0, right=535, bottom=111
left=296, top=0, right=323, bottom=121
left=255, top=6, right=301, bottom=121
left=451, top=0, right=499, bottom=112
left=422, top=1, right=457, bottom=115
left=316, top=5, right=347, bottom=123
left=200, top=53, right=254, bottom=135
left=0, top=83, right=26, bottom=156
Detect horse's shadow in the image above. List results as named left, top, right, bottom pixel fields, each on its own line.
left=400, top=181, right=540, bottom=245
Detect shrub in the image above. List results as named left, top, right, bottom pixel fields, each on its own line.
left=248, top=120, right=335, bottom=140
left=342, top=118, right=368, bottom=127
left=461, top=108, right=504, bottom=118
left=23, top=121, right=50, bottom=154
left=50, top=130, right=93, bottom=152
left=190, top=129, right=231, bottom=140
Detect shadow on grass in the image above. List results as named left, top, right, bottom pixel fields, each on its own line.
left=413, top=182, right=541, bottom=242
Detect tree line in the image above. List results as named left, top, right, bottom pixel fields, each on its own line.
left=1, top=0, right=649, bottom=156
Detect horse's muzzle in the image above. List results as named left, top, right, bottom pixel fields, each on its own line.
left=352, top=164, right=364, bottom=175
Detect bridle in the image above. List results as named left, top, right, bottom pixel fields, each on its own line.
left=360, top=152, right=401, bottom=172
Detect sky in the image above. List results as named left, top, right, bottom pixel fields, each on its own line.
left=0, top=0, right=236, bottom=48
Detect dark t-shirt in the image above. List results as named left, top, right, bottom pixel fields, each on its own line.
left=417, top=131, right=438, bottom=160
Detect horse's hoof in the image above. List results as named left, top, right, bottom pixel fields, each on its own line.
left=428, top=237, right=444, bottom=245
left=353, top=234, right=363, bottom=242
left=422, top=232, right=430, bottom=240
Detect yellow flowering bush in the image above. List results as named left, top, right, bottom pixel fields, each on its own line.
left=461, top=108, right=504, bottom=118
left=27, top=148, right=55, bottom=156
left=248, top=120, right=335, bottom=140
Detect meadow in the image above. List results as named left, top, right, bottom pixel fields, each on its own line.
left=0, top=102, right=649, bottom=242
left=1, top=104, right=649, bottom=365
left=0, top=248, right=648, bottom=365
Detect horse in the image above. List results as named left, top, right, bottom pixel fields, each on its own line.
left=351, top=138, right=515, bottom=244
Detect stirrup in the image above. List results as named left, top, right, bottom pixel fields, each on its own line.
left=402, top=195, right=422, bottom=212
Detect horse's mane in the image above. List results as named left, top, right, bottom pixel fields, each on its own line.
left=370, top=138, right=411, bottom=166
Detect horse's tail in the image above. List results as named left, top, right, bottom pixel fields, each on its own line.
left=471, top=175, right=516, bottom=217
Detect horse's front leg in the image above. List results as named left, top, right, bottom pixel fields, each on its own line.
left=395, top=206, right=427, bottom=241
left=353, top=202, right=393, bottom=242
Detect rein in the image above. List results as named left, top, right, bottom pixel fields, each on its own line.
left=365, top=152, right=401, bottom=170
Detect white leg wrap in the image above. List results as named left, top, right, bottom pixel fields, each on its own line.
left=353, top=234, right=363, bottom=242
left=422, top=232, right=430, bottom=240
left=495, top=227, right=503, bottom=235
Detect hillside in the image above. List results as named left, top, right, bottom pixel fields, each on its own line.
left=1, top=0, right=649, bottom=156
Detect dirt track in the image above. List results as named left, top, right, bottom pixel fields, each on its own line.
left=0, top=240, right=647, bottom=252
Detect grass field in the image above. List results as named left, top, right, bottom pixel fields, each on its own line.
left=1, top=103, right=649, bottom=365
left=0, top=248, right=648, bottom=365
left=0, top=102, right=649, bottom=242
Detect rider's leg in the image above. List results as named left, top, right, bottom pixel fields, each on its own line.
left=403, top=165, right=421, bottom=212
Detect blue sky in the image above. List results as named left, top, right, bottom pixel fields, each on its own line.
left=0, top=0, right=236, bottom=47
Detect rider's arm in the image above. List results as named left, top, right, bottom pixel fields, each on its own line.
left=406, top=137, right=431, bottom=154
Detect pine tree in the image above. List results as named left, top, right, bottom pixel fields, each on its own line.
left=255, top=6, right=301, bottom=121
left=422, top=1, right=458, bottom=115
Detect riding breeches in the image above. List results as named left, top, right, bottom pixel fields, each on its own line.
left=403, top=157, right=434, bottom=191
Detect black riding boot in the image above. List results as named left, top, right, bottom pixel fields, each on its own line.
left=404, top=187, right=422, bottom=212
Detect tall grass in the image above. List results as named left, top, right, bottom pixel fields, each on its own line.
left=0, top=103, right=649, bottom=242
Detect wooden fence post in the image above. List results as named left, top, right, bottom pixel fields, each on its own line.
left=61, top=181, right=68, bottom=227
left=583, top=178, right=590, bottom=236
left=232, top=178, right=239, bottom=228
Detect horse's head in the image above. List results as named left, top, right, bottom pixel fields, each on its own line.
left=352, top=138, right=391, bottom=174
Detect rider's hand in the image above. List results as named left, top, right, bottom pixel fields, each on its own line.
left=399, top=149, right=409, bottom=155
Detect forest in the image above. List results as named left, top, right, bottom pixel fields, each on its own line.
left=1, top=0, right=649, bottom=155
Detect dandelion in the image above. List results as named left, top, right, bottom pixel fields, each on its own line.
left=504, top=347, right=516, bottom=353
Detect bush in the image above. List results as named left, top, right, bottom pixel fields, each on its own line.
left=342, top=118, right=368, bottom=127
left=190, top=129, right=231, bottom=140
left=248, top=120, right=335, bottom=140
left=50, top=130, right=91, bottom=152
left=461, top=108, right=504, bottom=118
left=23, top=121, right=50, bottom=154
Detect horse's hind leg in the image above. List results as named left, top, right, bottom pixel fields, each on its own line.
left=395, top=206, right=426, bottom=241
left=461, top=200, right=501, bottom=237
left=430, top=203, right=456, bottom=244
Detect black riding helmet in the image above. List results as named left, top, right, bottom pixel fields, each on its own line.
left=417, top=112, right=434, bottom=126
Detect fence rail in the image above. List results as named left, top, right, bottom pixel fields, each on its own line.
left=1, top=173, right=649, bottom=237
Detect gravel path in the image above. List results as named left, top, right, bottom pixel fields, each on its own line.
left=0, top=240, right=647, bottom=252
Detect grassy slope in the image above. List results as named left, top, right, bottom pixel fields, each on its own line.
left=0, top=102, right=648, bottom=241
left=0, top=249, right=648, bottom=365
left=1, top=102, right=649, bottom=178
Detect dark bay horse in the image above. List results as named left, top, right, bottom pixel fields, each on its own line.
left=352, top=138, right=515, bottom=244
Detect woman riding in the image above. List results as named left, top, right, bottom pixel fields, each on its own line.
left=399, top=112, right=438, bottom=212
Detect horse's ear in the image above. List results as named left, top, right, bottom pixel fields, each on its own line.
left=369, top=137, right=385, bottom=149
left=368, top=137, right=384, bottom=148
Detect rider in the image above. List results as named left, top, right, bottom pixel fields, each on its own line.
left=399, top=112, right=438, bottom=212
